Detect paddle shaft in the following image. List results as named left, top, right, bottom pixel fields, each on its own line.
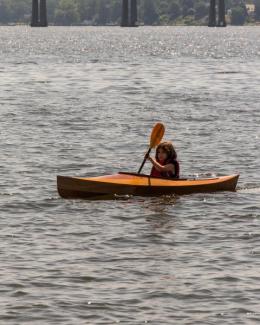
left=138, top=148, right=151, bottom=174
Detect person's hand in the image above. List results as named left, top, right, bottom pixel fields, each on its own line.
left=145, top=152, right=150, bottom=160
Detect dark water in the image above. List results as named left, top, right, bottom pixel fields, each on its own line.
left=0, top=26, right=260, bottom=324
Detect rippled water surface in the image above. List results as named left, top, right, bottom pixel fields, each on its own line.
left=0, top=26, right=260, bottom=324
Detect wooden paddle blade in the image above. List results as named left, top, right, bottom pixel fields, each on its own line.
left=150, top=122, right=165, bottom=148
left=137, top=123, right=165, bottom=174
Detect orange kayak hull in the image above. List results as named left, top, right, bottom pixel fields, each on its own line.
left=57, top=172, right=239, bottom=199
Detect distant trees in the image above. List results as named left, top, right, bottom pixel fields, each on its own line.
left=109, top=0, right=121, bottom=24
left=157, top=0, right=181, bottom=20
left=143, top=0, right=159, bottom=24
left=54, top=0, right=80, bottom=25
left=0, top=1, right=9, bottom=23
left=182, top=0, right=194, bottom=17
left=0, top=0, right=31, bottom=23
left=194, top=1, right=208, bottom=20
left=168, top=1, right=181, bottom=20
left=231, top=5, right=247, bottom=25
left=0, top=0, right=258, bottom=25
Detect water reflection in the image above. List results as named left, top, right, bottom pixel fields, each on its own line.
left=146, top=213, right=176, bottom=231
left=144, top=195, right=179, bottom=231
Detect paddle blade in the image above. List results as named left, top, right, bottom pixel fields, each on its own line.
left=150, top=122, right=165, bottom=148
left=137, top=122, right=165, bottom=174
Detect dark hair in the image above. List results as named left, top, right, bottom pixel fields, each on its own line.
left=155, top=141, right=177, bottom=161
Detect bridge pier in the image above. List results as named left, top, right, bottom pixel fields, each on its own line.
left=208, top=0, right=216, bottom=27
left=208, top=0, right=226, bottom=27
left=130, top=0, right=137, bottom=27
left=217, top=0, right=226, bottom=27
left=121, top=0, right=129, bottom=27
left=121, top=0, right=138, bottom=27
left=31, top=0, right=48, bottom=27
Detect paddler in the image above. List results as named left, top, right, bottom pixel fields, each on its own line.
left=146, top=141, right=180, bottom=178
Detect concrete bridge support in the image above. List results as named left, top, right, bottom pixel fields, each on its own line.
left=208, top=0, right=216, bottom=27
left=31, top=0, right=48, bottom=27
left=121, top=0, right=129, bottom=27
left=217, top=0, right=226, bottom=27
left=208, top=0, right=226, bottom=27
left=130, top=0, right=137, bottom=27
left=121, top=0, right=138, bottom=27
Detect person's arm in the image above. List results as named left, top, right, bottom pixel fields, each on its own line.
left=147, top=156, right=174, bottom=172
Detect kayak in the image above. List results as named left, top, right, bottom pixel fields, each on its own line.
left=57, top=172, right=239, bottom=199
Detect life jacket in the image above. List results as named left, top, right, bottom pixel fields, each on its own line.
left=150, top=159, right=180, bottom=179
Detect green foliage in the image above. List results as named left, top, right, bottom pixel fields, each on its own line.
left=143, top=0, right=159, bottom=24
left=231, top=6, right=247, bottom=25
left=168, top=1, right=181, bottom=20
left=0, top=0, right=31, bottom=23
left=54, top=0, right=80, bottom=25
left=194, top=1, right=208, bottom=20
left=182, top=0, right=195, bottom=17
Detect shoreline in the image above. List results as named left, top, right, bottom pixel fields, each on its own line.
left=1, top=23, right=260, bottom=27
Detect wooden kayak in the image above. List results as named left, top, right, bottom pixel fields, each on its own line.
left=57, top=172, right=239, bottom=199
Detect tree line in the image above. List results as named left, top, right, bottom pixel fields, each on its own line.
left=0, top=0, right=260, bottom=25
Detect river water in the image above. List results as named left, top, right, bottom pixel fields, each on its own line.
left=0, top=26, right=260, bottom=324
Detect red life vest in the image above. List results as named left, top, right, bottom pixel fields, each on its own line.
left=150, top=159, right=180, bottom=179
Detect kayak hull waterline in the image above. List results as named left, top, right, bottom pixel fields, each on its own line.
left=57, top=172, right=239, bottom=199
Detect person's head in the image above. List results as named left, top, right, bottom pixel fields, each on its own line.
left=155, top=141, right=177, bottom=162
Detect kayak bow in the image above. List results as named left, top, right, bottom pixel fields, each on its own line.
left=57, top=172, right=239, bottom=199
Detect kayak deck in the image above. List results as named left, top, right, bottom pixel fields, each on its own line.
left=57, top=172, right=239, bottom=199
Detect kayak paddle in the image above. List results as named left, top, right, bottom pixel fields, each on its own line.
left=138, top=122, right=165, bottom=174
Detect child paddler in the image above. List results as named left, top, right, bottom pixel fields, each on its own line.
left=146, top=141, right=180, bottom=179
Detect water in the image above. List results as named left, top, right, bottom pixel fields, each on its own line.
left=0, top=26, right=260, bottom=324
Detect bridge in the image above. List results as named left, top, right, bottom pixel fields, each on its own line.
left=31, top=0, right=226, bottom=28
